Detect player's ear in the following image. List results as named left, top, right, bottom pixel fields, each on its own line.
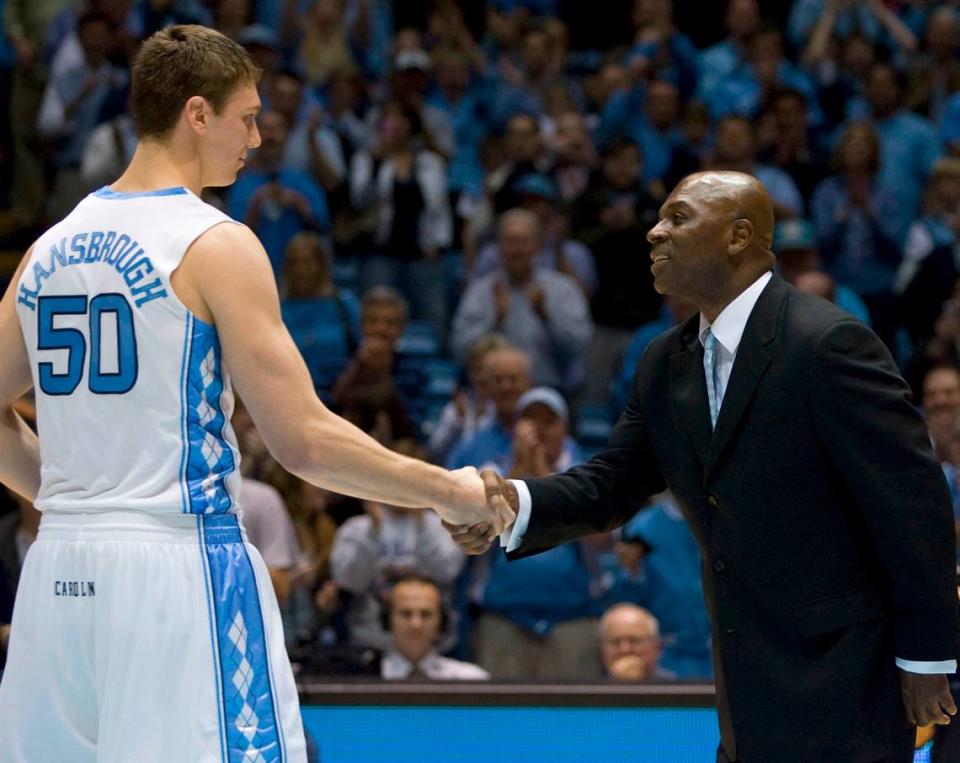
left=184, top=96, right=209, bottom=134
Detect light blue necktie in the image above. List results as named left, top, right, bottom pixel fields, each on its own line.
left=703, top=328, right=720, bottom=429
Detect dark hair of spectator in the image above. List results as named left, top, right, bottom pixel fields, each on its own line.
left=832, top=121, right=881, bottom=175
left=600, top=136, right=641, bottom=159
left=764, top=86, right=807, bottom=113
left=77, top=9, right=114, bottom=32
left=869, top=61, right=906, bottom=91
left=130, top=25, right=262, bottom=139
left=924, top=362, right=960, bottom=383
left=383, top=99, right=424, bottom=140
left=275, top=67, right=306, bottom=86
left=361, top=285, right=409, bottom=323
left=717, top=113, right=754, bottom=132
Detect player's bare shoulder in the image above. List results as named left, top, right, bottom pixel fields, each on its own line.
left=173, top=221, right=274, bottom=323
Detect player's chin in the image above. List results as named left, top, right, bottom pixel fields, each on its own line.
left=218, top=169, right=241, bottom=187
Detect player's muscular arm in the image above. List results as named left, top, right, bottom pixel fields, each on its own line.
left=0, top=249, right=42, bottom=502
left=174, top=223, right=498, bottom=526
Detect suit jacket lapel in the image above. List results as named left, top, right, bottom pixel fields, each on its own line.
left=669, top=320, right=713, bottom=469
left=704, top=275, right=786, bottom=481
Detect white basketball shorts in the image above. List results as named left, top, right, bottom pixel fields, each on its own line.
left=0, top=510, right=306, bottom=762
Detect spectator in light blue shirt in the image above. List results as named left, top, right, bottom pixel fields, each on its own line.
left=610, top=296, right=697, bottom=418
left=604, top=497, right=712, bottom=679
left=788, top=0, right=883, bottom=52
left=624, top=0, right=699, bottom=100
left=860, top=62, right=942, bottom=246
left=36, top=11, right=128, bottom=218
left=938, top=90, right=960, bottom=156
left=811, top=121, right=901, bottom=339
left=446, top=346, right=533, bottom=474
left=772, top=218, right=872, bottom=327
left=228, top=110, right=331, bottom=277
left=280, top=233, right=360, bottom=402
left=427, top=47, right=489, bottom=199
left=710, top=115, right=805, bottom=219
left=466, top=386, right=605, bottom=679
left=701, top=26, right=821, bottom=126
left=598, top=79, right=698, bottom=194
left=696, top=0, right=760, bottom=107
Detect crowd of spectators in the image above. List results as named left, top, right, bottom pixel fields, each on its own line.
left=4, top=0, right=960, bottom=693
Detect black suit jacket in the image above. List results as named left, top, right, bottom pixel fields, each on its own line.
left=511, top=275, right=960, bottom=761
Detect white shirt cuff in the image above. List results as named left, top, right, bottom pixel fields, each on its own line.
left=895, top=658, right=957, bottom=674
left=499, top=479, right=532, bottom=553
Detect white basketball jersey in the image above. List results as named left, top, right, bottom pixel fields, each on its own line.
left=15, top=186, right=244, bottom=515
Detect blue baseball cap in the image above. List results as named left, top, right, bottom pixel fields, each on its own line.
left=773, top=219, right=817, bottom=253
left=513, top=173, right=559, bottom=202
left=515, top=386, right=569, bottom=424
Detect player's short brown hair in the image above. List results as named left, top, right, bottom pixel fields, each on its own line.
left=130, top=25, right=262, bottom=139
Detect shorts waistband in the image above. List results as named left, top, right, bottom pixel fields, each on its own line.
left=38, top=511, right=246, bottom=545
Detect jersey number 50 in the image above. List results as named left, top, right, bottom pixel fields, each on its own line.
left=37, top=293, right=138, bottom=395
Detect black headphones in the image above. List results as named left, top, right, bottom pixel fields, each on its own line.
left=380, top=574, right=450, bottom=633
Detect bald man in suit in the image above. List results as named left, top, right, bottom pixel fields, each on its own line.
left=447, top=172, right=960, bottom=762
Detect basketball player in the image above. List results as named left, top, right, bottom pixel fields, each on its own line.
left=0, top=26, right=508, bottom=762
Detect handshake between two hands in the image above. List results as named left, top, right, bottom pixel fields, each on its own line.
left=437, top=468, right=520, bottom=556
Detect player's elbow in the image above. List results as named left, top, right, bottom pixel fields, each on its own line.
left=269, top=436, right=321, bottom=480
left=264, top=417, right=333, bottom=481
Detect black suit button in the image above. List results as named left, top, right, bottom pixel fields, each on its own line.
left=713, top=559, right=726, bottom=573
left=707, top=495, right=719, bottom=508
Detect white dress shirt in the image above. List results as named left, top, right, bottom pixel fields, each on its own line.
left=505, top=272, right=955, bottom=674
left=381, top=648, right=490, bottom=680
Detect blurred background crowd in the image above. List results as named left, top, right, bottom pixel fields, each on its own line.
left=3, top=0, right=960, bottom=691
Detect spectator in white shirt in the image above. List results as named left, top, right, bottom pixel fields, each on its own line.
left=381, top=575, right=489, bottom=680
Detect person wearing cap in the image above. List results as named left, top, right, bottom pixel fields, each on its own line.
left=364, top=47, right=455, bottom=160
left=451, top=208, right=592, bottom=395
left=466, top=386, right=605, bottom=680
left=772, top=218, right=871, bottom=325
left=469, top=173, right=597, bottom=297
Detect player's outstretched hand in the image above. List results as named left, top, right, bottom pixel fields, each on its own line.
left=435, top=467, right=514, bottom=536
left=442, top=469, right=519, bottom=555
left=899, top=670, right=957, bottom=726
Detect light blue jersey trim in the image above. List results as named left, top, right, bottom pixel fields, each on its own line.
left=183, top=319, right=237, bottom=514
left=201, top=514, right=284, bottom=762
left=94, top=186, right=189, bottom=199
left=197, top=516, right=229, bottom=762
left=179, top=315, right=194, bottom=513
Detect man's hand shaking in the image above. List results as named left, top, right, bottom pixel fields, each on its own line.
left=442, top=469, right=520, bottom=555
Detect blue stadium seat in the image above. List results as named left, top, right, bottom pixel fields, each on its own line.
left=421, top=358, right=461, bottom=398
left=576, top=403, right=614, bottom=452
left=396, top=320, right=441, bottom=357
left=332, top=258, right=358, bottom=291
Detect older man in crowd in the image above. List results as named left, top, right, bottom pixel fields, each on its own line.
left=599, top=603, right=676, bottom=682
left=451, top=209, right=592, bottom=395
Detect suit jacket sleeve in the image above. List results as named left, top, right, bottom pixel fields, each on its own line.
left=507, top=342, right=668, bottom=560
left=811, top=319, right=960, bottom=661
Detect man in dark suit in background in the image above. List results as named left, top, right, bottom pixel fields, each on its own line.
left=446, top=172, right=960, bottom=762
